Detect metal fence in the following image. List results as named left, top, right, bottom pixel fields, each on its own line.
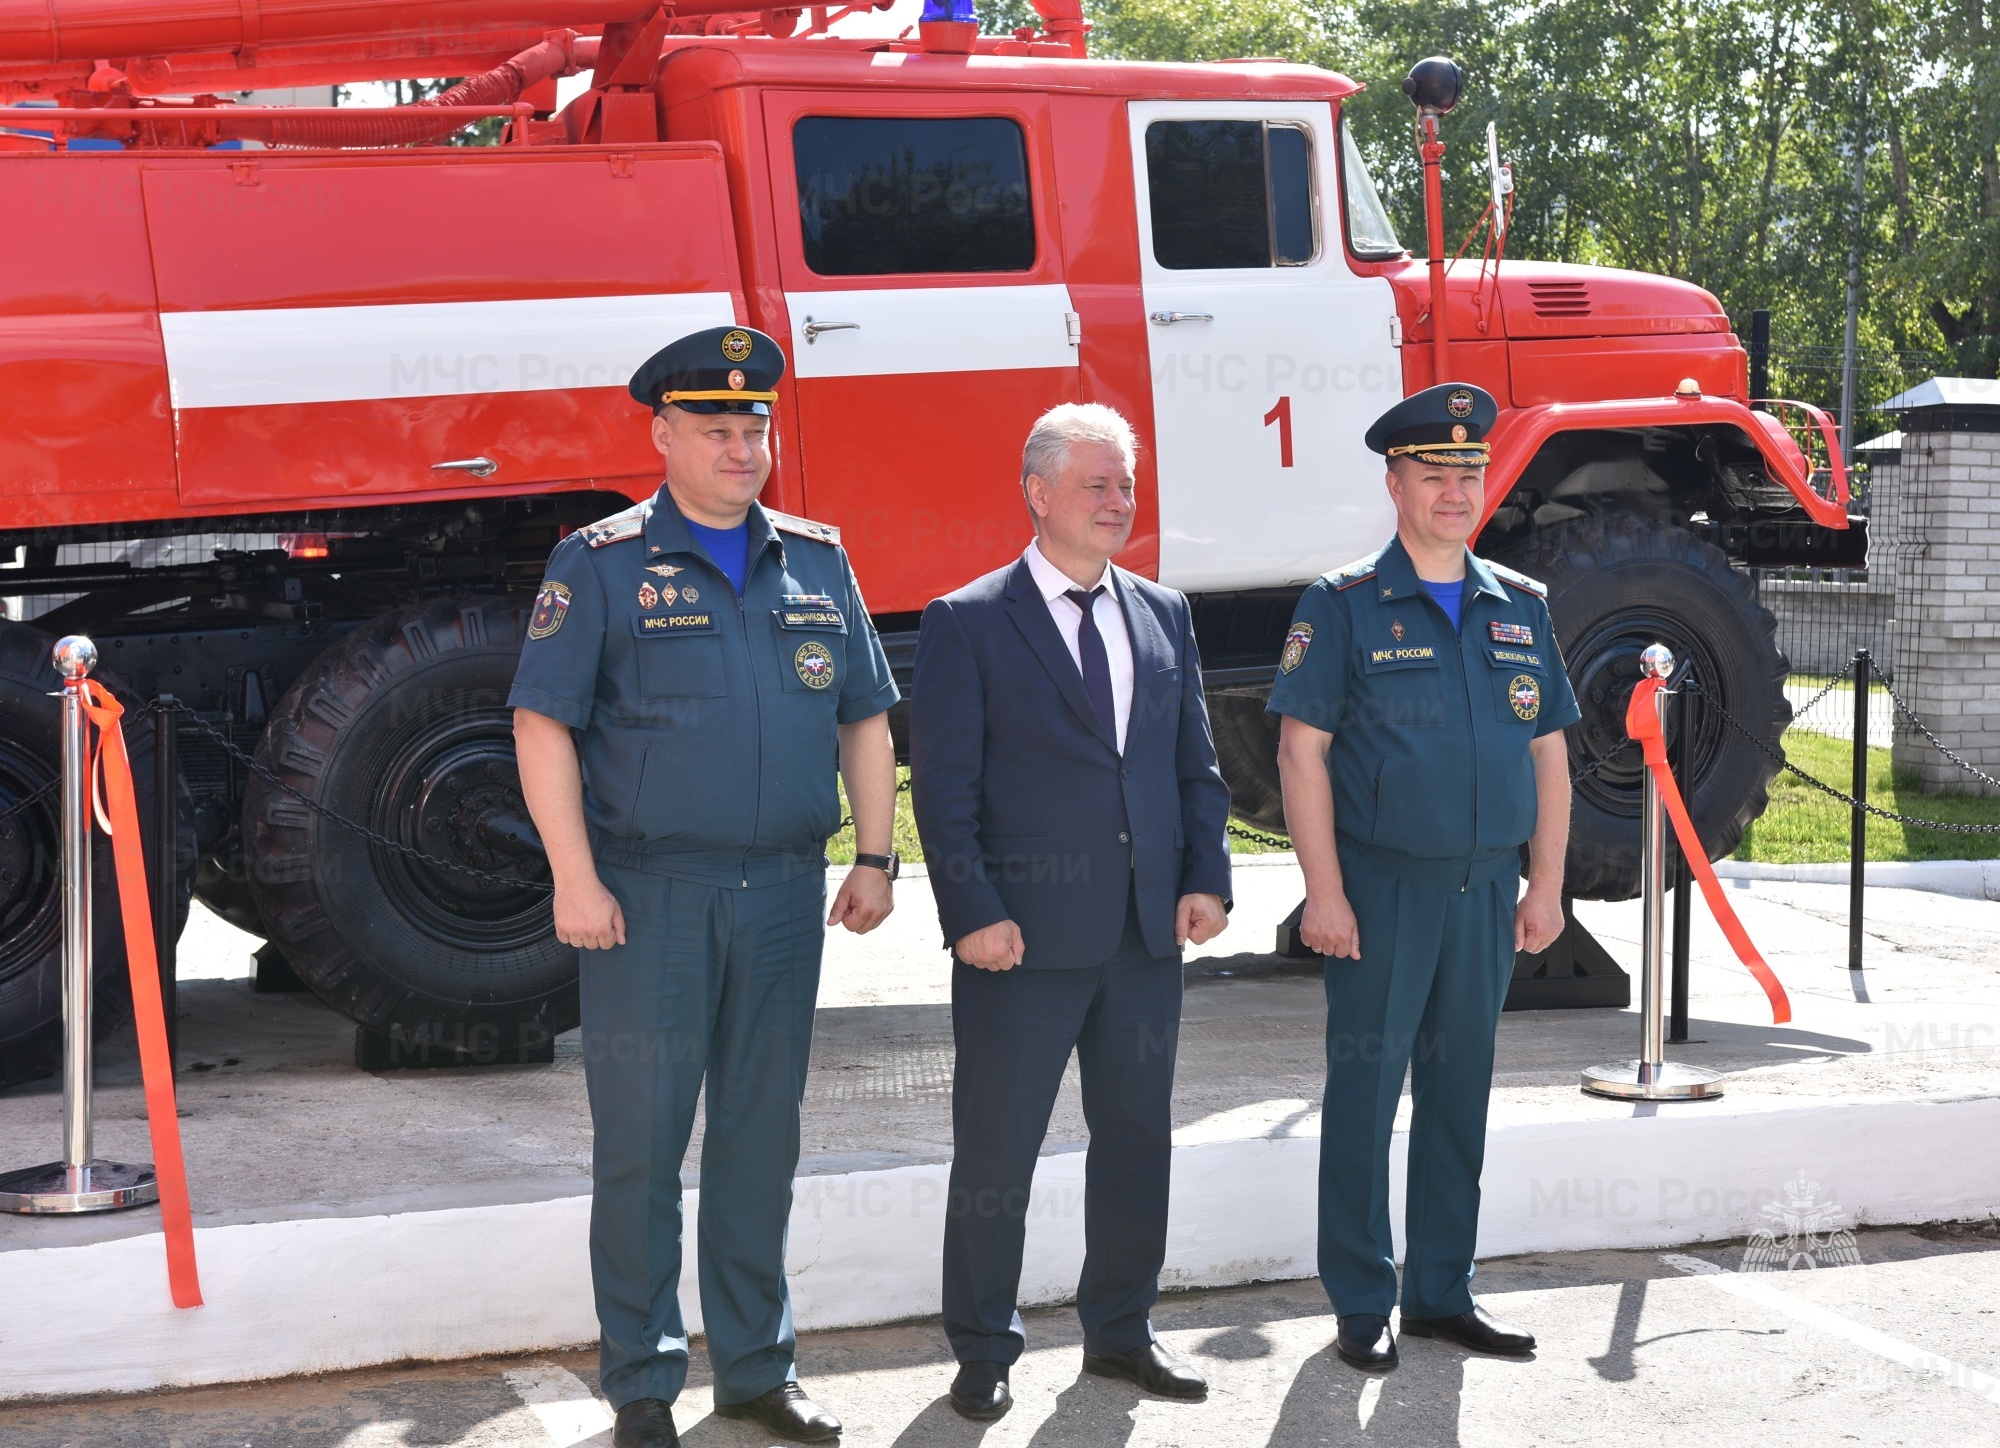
left=1748, top=343, right=1939, bottom=757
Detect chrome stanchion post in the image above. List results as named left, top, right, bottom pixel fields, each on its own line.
left=1582, top=643, right=1724, bottom=1102
left=0, top=636, right=159, bottom=1213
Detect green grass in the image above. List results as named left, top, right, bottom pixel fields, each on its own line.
left=826, top=766, right=926, bottom=866
left=1734, top=728, right=2000, bottom=863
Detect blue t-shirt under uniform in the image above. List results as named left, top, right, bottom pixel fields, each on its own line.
left=1421, top=577, right=1464, bottom=632
left=686, top=518, right=750, bottom=595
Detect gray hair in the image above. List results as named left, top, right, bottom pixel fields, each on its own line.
left=1020, top=403, right=1137, bottom=490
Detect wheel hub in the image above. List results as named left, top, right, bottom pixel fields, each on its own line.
left=1567, top=610, right=1727, bottom=819
left=375, top=716, right=550, bottom=950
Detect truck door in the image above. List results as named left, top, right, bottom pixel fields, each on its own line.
left=141, top=149, right=743, bottom=509
left=1129, top=101, right=1401, bottom=592
left=765, top=96, right=1081, bottom=613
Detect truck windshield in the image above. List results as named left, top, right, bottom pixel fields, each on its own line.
left=1339, top=114, right=1403, bottom=259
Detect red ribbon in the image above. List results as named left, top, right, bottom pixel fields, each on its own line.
left=1626, top=676, right=1791, bottom=1025
left=79, top=682, right=203, bottom=1308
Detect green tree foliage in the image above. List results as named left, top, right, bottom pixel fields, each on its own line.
left=1072, top=0, right=1999, bottom=405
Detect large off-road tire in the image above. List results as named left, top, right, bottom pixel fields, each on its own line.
left=1498, top=515, right=1790, bottom=901
left=1211, top=693, right=1287, bottom=835
left=243, top=596, right=574, bottom=1048
left=0, top=622, right=193, bottom=1090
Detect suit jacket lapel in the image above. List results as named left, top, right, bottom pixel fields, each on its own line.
left=1004, top=558, right=1119, bottom=752
left=1115, top=569, right=1173, bottom=753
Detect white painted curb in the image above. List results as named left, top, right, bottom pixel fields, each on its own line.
left=1711, top=858, right=2000, bottom=900
left=5, top=1095, right=1998, bottom=1401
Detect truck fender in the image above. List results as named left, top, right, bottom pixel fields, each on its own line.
left=1481, top=393, right=1851, bottom=529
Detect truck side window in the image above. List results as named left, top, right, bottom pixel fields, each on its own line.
left=1338, top=113, right=1403, bottom=259
left=1146, top=120, right=1318, bottom=270
left=794, top=116, right=1035, bottom=275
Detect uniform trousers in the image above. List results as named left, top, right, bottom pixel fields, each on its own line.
left=943, top=894, right=1182, bottom=1364
left=1318, top=844, right=1519, bottom=1320
left=580, top=859, right=825, bottom=1410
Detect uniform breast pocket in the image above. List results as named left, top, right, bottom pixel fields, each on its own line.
left=633, top=614, right=726, bottom=699
left=1484, top=646, right=1548, bottom=729
left=1360, top=645, right=1444, bottom=731
left=773, top=607, right=847, bottom=697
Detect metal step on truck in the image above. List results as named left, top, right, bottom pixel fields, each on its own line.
left=0, top=0, right=1856, bottom=1084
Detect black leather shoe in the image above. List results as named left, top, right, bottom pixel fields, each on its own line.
left=948, top=1360, right=1012, bottom=1420
left=612, top=1398, right=679, bottom=1448
left=1335, top=1314, right=1398, bottom=1369
left=1081, top=1342, right=1207, bottom=1400
left=1401, top=1305, right=1536, bottom=1356
left=713, top=1381, right=842, bottom=1441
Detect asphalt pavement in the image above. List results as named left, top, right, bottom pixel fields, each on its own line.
left=6, top=1224, right=1999, bottom=1446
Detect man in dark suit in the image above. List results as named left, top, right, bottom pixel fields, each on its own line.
left=910, top=403, right=1233, bottom=1421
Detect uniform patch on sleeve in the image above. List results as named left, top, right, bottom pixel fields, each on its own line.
left=528, top=581, right=572, bottom=640
left=1280, top=623, right=1314, bottom=674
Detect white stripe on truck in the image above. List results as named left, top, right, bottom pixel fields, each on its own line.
left=159, top=292, right=737, bottom=409
left=783, top=283, right=1078, bottom=380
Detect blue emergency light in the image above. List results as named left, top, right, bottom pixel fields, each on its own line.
left=920, top=0, right=977, bottom=22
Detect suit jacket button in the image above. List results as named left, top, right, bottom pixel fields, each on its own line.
left=1118, top=831, right=1130, bottom=844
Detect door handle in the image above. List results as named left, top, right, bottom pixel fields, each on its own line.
left=802, top=316, right=861, bottom=344
left=430, top=456, right=497, bottom=477
left=1149, top=311, right=1214, bottom=325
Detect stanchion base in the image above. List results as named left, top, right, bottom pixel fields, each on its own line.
left=0, top=1159, right=159, bottom=1214
left=1580, top=1061, right=1725, bottom=1102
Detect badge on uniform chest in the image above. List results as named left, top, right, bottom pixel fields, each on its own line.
left=1489, top=621, right=1534, bottom=645
left=795, top=640, right=836, bottom=688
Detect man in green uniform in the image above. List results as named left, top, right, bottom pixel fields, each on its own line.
left=1267, top=382, right=1579, bottom=1370
left=511, top=326, right=901, bottom=1446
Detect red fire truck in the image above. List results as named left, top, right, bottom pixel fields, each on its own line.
left=0, top=1, right=1854, bottom=1082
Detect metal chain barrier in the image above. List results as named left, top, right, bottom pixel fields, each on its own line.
left=1226, top=818, right=1293, bottom=849
left=153, top=699, right=559, bottom=892
left=1570, top=736, right=1634, bottom=784
left=0, top=698, right=169, bottom=828
left=1786, top=658, right=1857, bottom=722
left=1682, top=679, right=2000, bottom=836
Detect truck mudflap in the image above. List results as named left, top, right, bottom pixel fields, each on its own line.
left=1482, top=392, right=1852, bottom=529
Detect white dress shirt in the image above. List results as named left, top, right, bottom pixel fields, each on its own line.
left=1024, top=540, right=1136, bottom=753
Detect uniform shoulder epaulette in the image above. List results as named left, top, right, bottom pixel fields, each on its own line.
left=766, top=508, right=842, bottom=546
left=579, top=503, right=646, bottom=548
left=1323, top=558, right=1379, bottom=591
left=1488, top=561, right=1548, bottom=598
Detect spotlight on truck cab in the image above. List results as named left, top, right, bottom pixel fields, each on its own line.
left=1402, top=55, right=1463, bottom=116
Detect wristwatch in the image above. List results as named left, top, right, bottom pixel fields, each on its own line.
left=853, top=852, right=900, bottom=880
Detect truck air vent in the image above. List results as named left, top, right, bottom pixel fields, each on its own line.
left=1527, top=280, right=1591, bottom=317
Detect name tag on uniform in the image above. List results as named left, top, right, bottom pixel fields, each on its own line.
left=1366, top=645, right=1438, bottom=669
left=1485, top=647, right=1544, bottom=669
left=635, top=612, right=716, bottom=633
left=776, top=606, right=846, bottom=630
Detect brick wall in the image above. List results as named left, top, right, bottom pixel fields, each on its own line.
left=1886, top=421, right=2000, bottom=795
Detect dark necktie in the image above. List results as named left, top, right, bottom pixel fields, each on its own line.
left=1065, top=586, right=1117, bottom=742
